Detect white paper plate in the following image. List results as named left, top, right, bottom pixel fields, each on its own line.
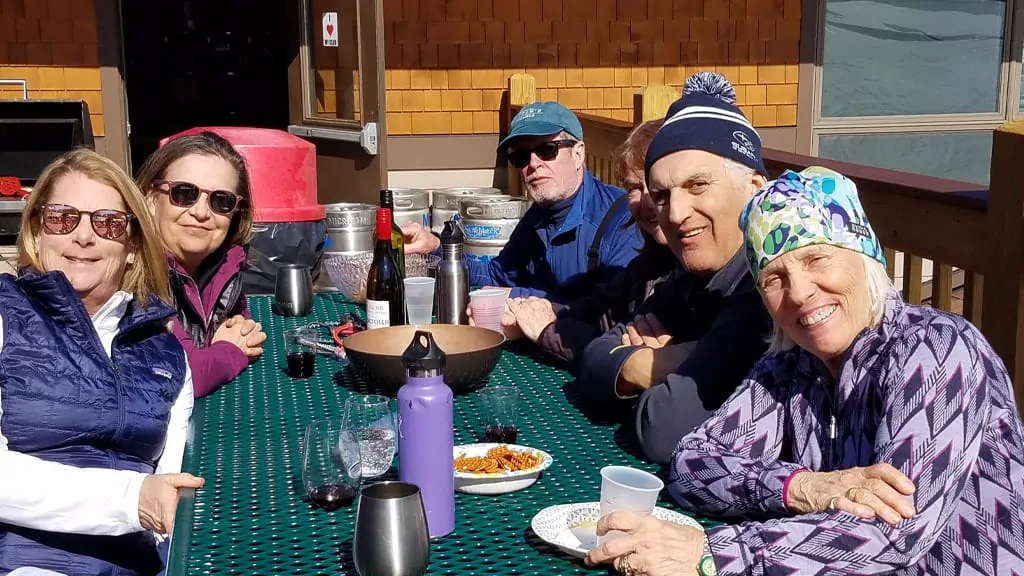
left=530, top=502, right=703, bottom=559
left=453, top=443, right=553, bottom=495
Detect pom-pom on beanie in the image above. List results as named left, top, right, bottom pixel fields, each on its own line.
left=645, top=71, right=767, bottom=177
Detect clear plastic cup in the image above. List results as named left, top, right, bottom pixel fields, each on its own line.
left=404, top=277, right=435, bottom=325
left=469, top=289, right=506, bottom=332
left=598, top=466, right=664, bottom=544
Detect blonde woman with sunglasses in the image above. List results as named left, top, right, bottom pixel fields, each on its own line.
left=136, top=131, right=266, bottom=399
left=0, top=149, right=203, bottom=575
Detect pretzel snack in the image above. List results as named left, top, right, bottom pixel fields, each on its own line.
left=454, top=445, right=541, bottom=474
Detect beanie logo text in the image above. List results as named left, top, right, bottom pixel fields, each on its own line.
left=732, top=130, right=756, bottom=162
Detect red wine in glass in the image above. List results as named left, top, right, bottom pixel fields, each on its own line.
left=308, top=484, right=357, bottom=511
left=287, top=351, right=315, bottom=378
left=483, top=426, right=518, bottom=444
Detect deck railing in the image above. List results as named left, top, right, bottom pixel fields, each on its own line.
left=502, top=74, right=1024, bottom=411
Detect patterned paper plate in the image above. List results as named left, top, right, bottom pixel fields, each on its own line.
left=530, top=502, right=702, bottom=559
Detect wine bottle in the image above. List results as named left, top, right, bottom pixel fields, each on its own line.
left=366, top=208, right=406, bottom=329
left=380, top=189, right=407, bottom=276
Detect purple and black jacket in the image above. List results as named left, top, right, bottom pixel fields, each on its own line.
left=671, top=295, right=1024, bottom=575
left=168, top=244, right=250, bottom=398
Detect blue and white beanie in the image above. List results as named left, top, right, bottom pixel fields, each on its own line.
left=645, top=71, right=767, bottom=177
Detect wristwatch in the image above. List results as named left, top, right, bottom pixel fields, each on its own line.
left=698, top=532, right=717, bottom=576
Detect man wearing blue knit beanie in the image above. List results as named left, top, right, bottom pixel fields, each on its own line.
left=579, top=72, right=774, bottom=464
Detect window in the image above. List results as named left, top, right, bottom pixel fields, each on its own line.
left=302, top=0, right=361, bottom=124
left=820, top=0, right=1006, bottom=118
left=817, top=131, right=993, bottom=185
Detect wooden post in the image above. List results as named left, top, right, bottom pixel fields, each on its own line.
left=504, top=74, right=536, bottom=197
left=902, top=255, right=923, bottom=305
left=883, top=248, right=897, bottom=281
left=964, top=273, right=984, bottom=326
left=982, top=119, right=1024, bottom=412
left=634, top=85, right=676, bottom=124
left=932, top=264, right=954, bottom=313
left=508, top=74, right=536, bottom=107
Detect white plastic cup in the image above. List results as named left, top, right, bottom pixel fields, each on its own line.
left=404, top=277, right=436, bottom=325
left=597, top=466, right=664, bottom=544
left=469, top=289, right=506, bottom=332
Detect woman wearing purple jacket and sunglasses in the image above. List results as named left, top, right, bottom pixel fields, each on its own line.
left=585, top=168, right=1024, bottom=576
left=136, top=132, right=267, bottom=398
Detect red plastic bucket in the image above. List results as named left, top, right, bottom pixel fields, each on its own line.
left=159, top=127, right=324, bottom=223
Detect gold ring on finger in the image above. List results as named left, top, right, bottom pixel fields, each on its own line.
left=827, top=496, right=840, bottom=511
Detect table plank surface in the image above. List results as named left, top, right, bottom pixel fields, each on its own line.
left=167, top=295, right=710, bottom=575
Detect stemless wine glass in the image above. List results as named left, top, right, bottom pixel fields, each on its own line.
left=353, top=482, right=430, bottom=576
left=302, top=419, right=362, bottom=511
left=344, top=395, right=397, bottom=479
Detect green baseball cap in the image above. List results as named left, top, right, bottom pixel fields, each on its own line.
left=497, top=101, right=584, bottom=150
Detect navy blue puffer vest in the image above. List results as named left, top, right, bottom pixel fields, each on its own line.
left=0, top=270, right=186, bottom=576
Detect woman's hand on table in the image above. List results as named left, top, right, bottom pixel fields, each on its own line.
left=237, top=316, right=267, bottom=358
left=585, top=511, right=705, bottom=576
left=507, top=297, right=558, bottom=342
left=215, top=316, right=266, bottom=359
left=401, top=222, right=441, bottom=254
left=786, top=464, right=917, bottom=525
left=138, top=473, right=205, bottom=535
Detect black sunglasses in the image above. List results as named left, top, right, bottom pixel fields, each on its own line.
left=507, top=139, right=578, bottom=169
left=152, top=179, right=242, bottom=216
left=39, top=203, right=133, bottom=240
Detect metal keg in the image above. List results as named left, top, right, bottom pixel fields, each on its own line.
left=390, top=188, right=431, bottom=229
left=430, top=187, right=502, bottom=233
left=320, top=202, right=377, bottom=291
left=458, top=196, right=529, bottom=263
left=324, top=202, right=377, bottom=254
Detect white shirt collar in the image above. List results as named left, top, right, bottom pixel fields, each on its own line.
left=91, top=291, right=134, bottom=336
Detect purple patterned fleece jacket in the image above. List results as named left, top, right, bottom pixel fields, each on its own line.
left=670, top=295, right=1024, bottom=575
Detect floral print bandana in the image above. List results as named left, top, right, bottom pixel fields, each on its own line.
left=739, top=167, right=886, bottom=280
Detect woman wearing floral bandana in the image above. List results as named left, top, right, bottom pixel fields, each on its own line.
left=585, top=168, right=1024, bottom=576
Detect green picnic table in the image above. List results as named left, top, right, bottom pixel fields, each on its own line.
left=166, top=294, right=714, bottom=575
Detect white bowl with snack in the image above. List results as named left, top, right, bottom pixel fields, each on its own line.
left=453, top=443, right=553, bottom=495
left=530, top=502, right=703, bottom=559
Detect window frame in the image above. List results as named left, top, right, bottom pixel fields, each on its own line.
left=810, top=0, right=1017, bottom=131
left=1010, top=0, right=1024, bottom=118
left=812, top=126, right=999, bottom=185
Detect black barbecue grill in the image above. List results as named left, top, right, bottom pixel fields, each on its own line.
left=0, top=99, right=95, bottom=243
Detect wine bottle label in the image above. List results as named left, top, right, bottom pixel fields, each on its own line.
left=366, top=300, right=391, bottom=329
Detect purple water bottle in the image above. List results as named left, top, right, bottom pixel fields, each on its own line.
left=398, top=330, right=455, bottom=538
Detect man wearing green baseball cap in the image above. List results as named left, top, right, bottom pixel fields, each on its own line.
left=403, top=101, right=642, bottom=307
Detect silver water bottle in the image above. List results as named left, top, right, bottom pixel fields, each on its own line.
left=436, top=218, right=470, bottom=325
